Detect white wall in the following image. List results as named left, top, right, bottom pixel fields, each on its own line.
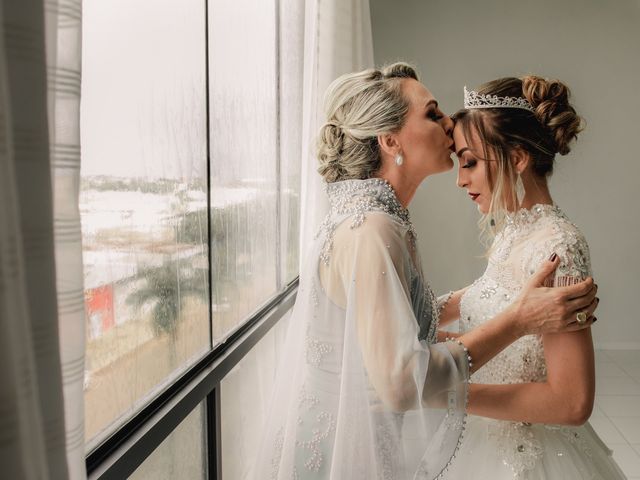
left=370, top=0, right=640, bottom=348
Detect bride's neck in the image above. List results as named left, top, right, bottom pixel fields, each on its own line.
left=512, top=176, right=553, bottom=211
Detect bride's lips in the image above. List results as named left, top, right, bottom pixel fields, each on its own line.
left=468, top=192, right=480, bottom=202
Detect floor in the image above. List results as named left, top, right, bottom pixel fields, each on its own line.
left=591, top=349, right=640, bottom=478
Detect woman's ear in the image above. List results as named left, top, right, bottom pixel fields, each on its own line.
left=511, top=147, right=531, bottom=174
left=377, top=133, right=401, bottom=158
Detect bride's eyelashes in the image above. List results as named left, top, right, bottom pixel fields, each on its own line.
left=461, top=157, right=477, bottom=169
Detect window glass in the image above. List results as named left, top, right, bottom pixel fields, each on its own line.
left=81, top=0, right=209, bottom=447
left=130, top=402, right=207, bottom=480
left=278, top=0, right=304, bottom=284
left=208, top=0, right=278, bottom=341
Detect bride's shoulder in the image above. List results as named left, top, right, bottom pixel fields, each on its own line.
left=542, top=208, right=589, bottom=248
left=531, top=209, right=592, bottom=277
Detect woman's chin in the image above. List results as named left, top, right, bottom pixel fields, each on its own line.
left=477, top=204, right=489, bottom=214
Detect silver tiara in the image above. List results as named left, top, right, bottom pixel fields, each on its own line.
left=463, top=86, right=535, bottom=112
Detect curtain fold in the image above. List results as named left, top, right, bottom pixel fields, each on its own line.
left=45, top=0, right=85, bottom=478
left=299, top=0, right=374, bottom=258
left=0, top=0, right=85, bottom=478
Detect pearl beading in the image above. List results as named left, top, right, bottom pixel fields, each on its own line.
left=424, top=338, right=472, bottom=479
left=317, top=178, right=415, bottom=265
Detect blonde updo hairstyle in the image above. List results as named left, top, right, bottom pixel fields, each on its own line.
left=452, top=76, right=583, bottom=239
left=317, top=63, right=418, bottom=183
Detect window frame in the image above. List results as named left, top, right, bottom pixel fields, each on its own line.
left=86, top=279, right=297, bottom=479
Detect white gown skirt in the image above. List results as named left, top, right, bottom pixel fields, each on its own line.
left=443, top=415, right=627, bottom=479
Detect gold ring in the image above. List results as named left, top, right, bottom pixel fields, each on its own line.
left=576, top=311, right=588, bottom=325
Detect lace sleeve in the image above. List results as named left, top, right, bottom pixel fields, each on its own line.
left=552, top=229, right=592, bottom=287
left=518, top=222, right=592, bottom=288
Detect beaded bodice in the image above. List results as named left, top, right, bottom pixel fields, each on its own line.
left=460, top=204, right=591, bottom=385
left=318, top=178, right=415, bottom=265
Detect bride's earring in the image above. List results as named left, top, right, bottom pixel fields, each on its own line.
left=515, top=172, right=526, bottom=207
left=395, top=153, right=403, bottom=166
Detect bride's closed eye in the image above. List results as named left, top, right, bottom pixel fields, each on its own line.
left=461, top=157, right=477, bottom=168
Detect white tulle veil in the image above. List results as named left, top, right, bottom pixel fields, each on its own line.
left=253, top=178, right=470, bottom=479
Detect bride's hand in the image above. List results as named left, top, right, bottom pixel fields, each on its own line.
left=510, top=253, right=599, bottom=336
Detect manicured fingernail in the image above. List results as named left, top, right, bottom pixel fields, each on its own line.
left=549, top=253, right=557, bottom=261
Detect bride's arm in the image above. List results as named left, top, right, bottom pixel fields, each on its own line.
left=436, top=287, right=470, bottom=340
left=467, top=328, right=595, bottom=426
left=453, top=262, right=597, bottom=374
left=466, top=240, right=596, bottom=426
left=326, top=215, right=597, bottom=412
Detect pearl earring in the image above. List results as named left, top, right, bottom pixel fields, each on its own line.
left=395, top=154, right=403, bottom=166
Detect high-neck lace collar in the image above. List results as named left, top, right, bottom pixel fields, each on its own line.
left=325, top=178, right=410, bottom=227
left=505, top=203, right=563, bottom=227
left=318, top=178, right=414, bottom=265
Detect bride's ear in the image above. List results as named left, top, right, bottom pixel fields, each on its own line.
left=511, top=147, right=531, bottom=175
left=377, top=133, right=401, bottom=160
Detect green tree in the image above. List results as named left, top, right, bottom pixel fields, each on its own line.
left=126, top=259, right=208, bottom=363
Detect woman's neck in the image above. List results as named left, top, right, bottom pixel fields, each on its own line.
left=513, top=176, right=553, bottom=211
left=375, top=169, right=421, bottom=208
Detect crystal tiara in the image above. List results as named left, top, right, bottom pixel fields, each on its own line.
left=463, top=86, right=535, bottom=112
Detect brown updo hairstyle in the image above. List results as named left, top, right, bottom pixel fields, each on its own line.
left=317, top=62, right=418, bottom=183
left=452, top=76, right=583, bottom=236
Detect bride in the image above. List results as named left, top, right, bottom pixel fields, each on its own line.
left=253, top=63, right=598, bottom=479
left=441, top=77, right=625, bottom=478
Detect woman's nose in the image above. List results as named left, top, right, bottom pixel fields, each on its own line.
left=456, top=167, right=467, bottom=188
left=442, top=115, right=454, bottom=137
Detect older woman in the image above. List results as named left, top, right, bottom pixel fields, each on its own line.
left=253, top=63, right=598, bottom=480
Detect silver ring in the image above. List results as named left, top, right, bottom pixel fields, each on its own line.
left=576, top=311, right=588, bottom=325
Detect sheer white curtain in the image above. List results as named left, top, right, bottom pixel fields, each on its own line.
left=45, top=0, right=85, bottom=478
left=299, top=0, right=374, bottom=257
left=222, top=0, right=373, bottom=478
left=0, top=0, right=85, bottom=479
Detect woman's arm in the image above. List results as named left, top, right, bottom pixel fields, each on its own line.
left=325, top=216, right=597, bottom=412
left=467, top=328, right=595, bottom=426
left=437, top=288, right=468, bottom=327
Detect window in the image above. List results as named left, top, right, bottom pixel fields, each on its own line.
left=208, top=0, right=279, bottom=341
left=81, top=0, right=210, bottom=448
left=129, top=402, right=207, bottom=480
left=81, top=0, right=302, bottom=461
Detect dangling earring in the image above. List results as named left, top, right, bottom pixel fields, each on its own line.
left=515, top=172, right=526, bottom=207
left=395, top=154, right=403, bottom=166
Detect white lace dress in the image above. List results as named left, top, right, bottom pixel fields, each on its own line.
left=444, top=204, right=626, bottom=479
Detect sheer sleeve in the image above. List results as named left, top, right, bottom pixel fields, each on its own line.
left=323, top=212, right=469, bottom=411
left=257, top=211, right=469, bottom=480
